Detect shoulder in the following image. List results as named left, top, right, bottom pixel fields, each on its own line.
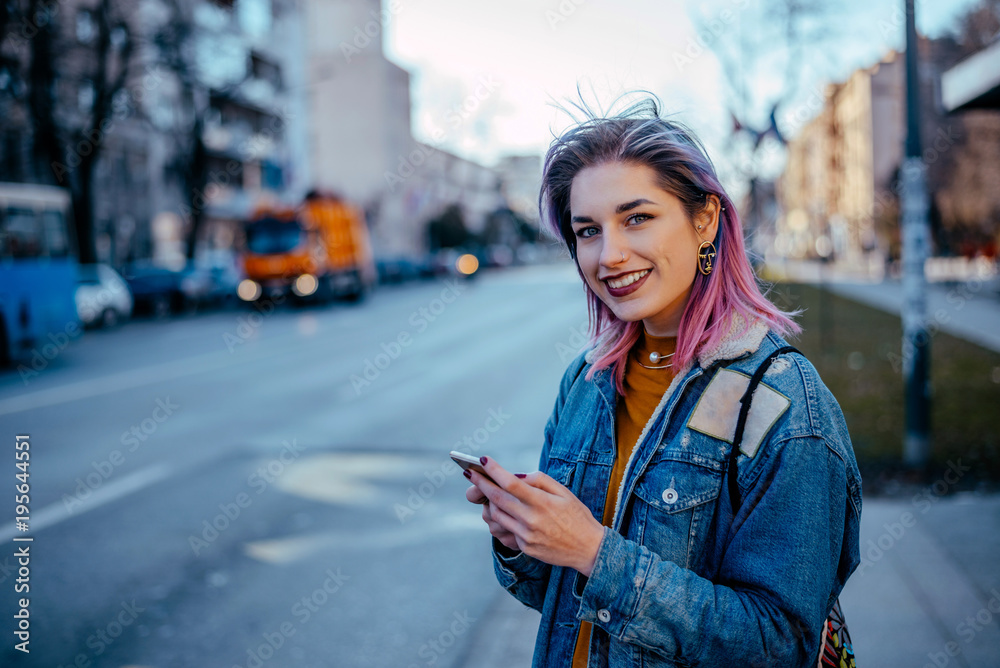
left=558, top=348, right=590, bottom=390
left=741, top=331, right=860, bottom=484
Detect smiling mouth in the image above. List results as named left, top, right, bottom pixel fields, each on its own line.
left=604, top=269, right=651, bottom=289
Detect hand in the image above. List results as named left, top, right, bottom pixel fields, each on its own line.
left=465, top=481, right=520, bottom=552
left=466, top=456, right=605, bottom=576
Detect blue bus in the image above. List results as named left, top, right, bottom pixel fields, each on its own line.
left=0, top=183, right=80, bottom=369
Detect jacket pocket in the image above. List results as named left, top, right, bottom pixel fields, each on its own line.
left=629, top=452, right=724, bottom=570
left=544, top=457, right=576, bottom=490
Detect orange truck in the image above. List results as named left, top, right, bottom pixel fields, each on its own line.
left=238, top=191, right=376, bottom=304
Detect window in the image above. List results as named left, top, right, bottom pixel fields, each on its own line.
left=76, top=9, right=97, bottom=44
left=262, top=160, right=284, bottom=190
left=78, top=80, right=95, bottom=112
left=250, top=53, right=282, bottom=90
left=0, top=208, right=42, bottom=259
left=41, top=210, right=69, bottom=258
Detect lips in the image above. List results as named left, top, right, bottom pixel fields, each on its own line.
left=603, top=269, right=651, bottom=297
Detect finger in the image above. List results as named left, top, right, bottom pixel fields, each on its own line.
left=467, top=468, right=522, bottom=514
left=486, top=497, right=521, bottom=536
left=479, top=456, right=539, bottom=502
left=483, top=504, right=512, bottom=537
left=465, top=484, right=488, bottom=505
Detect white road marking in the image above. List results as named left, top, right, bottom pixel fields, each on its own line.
left=0, top=462, right=175, bottom=541
left=0, top=335, right=311, bottom=416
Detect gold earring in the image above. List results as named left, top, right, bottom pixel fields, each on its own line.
left=697, top=241, right=717, bottom=275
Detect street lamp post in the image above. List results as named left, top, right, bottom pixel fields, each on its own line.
left=900, top=0, right=932, bottom=468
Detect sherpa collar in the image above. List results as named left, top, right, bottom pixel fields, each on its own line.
left=582, top=311, right=771, bottom=369
left=581, top=310, right=772, bottom=533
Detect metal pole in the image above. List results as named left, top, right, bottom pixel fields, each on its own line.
left=900, top=0, right=931, bottom=468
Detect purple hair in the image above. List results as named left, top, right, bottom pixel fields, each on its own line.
left=538, top=92, right=802, bottom=395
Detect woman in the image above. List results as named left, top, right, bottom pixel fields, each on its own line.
left=463, top=94, right=862, bottom=667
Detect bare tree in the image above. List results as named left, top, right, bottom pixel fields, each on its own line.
left=150, top=0, right=257, bottom=261
left=694, top=0, right=841, bottom=238
left=954, top=0, right=1000, bottom=57
left=0, top=0, right=133, bottom=263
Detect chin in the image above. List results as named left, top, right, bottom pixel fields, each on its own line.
left=607, top=302, right=650, bottom=323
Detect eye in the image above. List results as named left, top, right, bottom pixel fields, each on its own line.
left=574, top=226, right=598, bottom=239
left=626, top=213, right=652, bottom=225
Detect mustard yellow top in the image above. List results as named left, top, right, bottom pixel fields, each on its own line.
left=571, top=326, right=678, bottom=668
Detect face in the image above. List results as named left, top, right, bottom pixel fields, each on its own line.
left=569, top=161, right=720, bottom=337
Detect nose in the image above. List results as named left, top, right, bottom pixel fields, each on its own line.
left=599, top=228, right=627, bottom=268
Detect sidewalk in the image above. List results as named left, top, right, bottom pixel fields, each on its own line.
left=463, top=264, right=1000, bottom=667
left=464, top=493, right=1000, bottom=668
left=771, top=257, right=1000, bottom=353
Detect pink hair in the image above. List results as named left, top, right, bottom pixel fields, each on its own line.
left=539, top=91, right=802, bottom=395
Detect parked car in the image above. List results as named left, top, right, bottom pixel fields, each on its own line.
left=376, top=256, right=421, bottom=284
left=121, top=261, right=187, bottom=317
left=75, top=263, right=133, bottom=328
left=201, top=253, right=245, bottom=308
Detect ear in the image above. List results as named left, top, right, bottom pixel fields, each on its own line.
left=694, top=194, right=723, bottom=243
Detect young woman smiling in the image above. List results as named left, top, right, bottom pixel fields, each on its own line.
left=464, top=94, right=861, bottom=668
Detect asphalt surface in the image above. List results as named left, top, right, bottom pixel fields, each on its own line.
left=0, top=261, right=591, bottom=667
left=459, top=261, right=1000, bottom=668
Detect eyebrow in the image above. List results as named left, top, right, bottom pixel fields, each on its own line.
left=570, top=198, right=657, bottom=224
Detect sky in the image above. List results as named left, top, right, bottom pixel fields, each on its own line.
left=383, top=0, right=982, bottom=191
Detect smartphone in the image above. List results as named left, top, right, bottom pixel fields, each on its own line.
left=450, top=451, right=497, bottom=484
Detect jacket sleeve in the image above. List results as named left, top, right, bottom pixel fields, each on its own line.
left=570, top=434, right=862, bottom=666
left=490, top=350, right=589, bottom=612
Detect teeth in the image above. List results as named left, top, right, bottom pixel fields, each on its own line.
left=607, top=269, right=650, bottom=289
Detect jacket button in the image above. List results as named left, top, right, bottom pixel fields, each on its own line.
left=597, top=609, right=611, bottom=623
left=662, top=487, right=678, bottom=504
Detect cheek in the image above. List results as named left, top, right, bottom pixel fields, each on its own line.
left=576, top=246, right=600, bottom=276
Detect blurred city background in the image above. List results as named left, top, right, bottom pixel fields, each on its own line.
left=1, top=0, right=999, bottom=666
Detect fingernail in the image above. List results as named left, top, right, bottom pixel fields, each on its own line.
left=515, top=473, right=526, bottom=478
left=480, top=456, right=488, bottom=465
left=463, top=469, right=472, bottom=479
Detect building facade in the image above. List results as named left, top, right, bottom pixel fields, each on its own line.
left=777, top=35, right=1000, bottom=266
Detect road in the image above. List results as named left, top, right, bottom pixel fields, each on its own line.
left=0, top=262, right=590, bottom=668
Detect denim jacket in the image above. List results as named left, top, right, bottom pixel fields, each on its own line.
left=491, top=313, right=862, bottom=667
